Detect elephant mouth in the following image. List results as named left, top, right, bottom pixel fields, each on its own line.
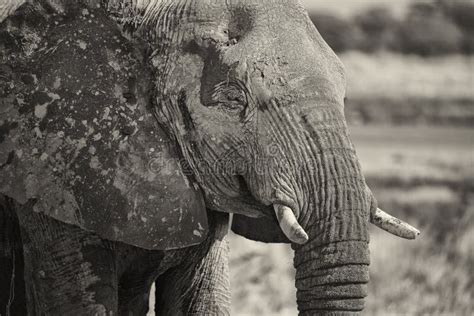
left=226, top=180, right=420, bottom=243
left=207, top=175, right=273, bottom=218
left=270, top=198, right=420, bottom=243
left=212, top=172, right=420, bottom=244
left=214, top=175, right=308, bottom=243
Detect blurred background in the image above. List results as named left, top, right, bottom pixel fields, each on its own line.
left=230, top=0, right=474, bottom=315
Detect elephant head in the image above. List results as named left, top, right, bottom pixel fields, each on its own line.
left=108, top=0, right=417, bottom=313
left=0, top=0, right=419, bottom=314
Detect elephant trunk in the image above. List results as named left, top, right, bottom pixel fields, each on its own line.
left=289, top=137, right=371, bottom=314
left=247, top=100, right=408, bottom=313
left=292, top=208, right=370, bottom=314
left=285, top=107, right=371, bottom=314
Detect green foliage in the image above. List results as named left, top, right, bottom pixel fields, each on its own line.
left=440, top=0, right=474, bottom=53
left=354, top=7, right=398, bottom=53
left=308, top=13, right=363, bottom=52
left=396, top=3, right=463, bottom=56
left=439, top=0, right=474, bottom=31
left=309, top=1, right=473, bottom=55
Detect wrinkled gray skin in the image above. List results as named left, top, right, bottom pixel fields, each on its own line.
left=0, top=0, right=385, bottom=315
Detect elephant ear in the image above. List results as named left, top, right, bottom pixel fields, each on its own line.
left=231, top=214, right=291, bottom=243
left=0, top=5, right=208, bottom=250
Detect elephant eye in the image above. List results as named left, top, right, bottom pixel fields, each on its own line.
left=209, top=81, right=248, bottom=112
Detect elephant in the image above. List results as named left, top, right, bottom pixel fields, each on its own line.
left=0, top=0, right=420, bottom=315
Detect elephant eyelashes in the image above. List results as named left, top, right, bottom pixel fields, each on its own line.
left=208, top=81, right=248, bottom=113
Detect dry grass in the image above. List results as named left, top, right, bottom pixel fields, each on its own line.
left=230, top=241, right=296, bottom=316
left=366, top=205, right=474, bottom=315
left=338, top=53, right=474, bottom=126
left=301, top=0, right=413, bottom=18
left=351, top=126, right=474, bottom=181
left=341, top=52, right=474, bottom=100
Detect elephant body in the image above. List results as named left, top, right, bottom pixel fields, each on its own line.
left=0, top=1, right=419, bottom=315
left=0, top=196, right=26, bottom=315
left=1, top=197, right=230, bottom=315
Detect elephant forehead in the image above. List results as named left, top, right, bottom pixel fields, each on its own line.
left=0, top=5, right=208, bottom=250
left=139, top=0, right=307, bottom=43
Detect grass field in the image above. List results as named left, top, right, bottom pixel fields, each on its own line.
left=230, top=125, right=474, bottom=315
left=341, top=52, right=474, bottom=100
left=341, top=53, right=474, bottom=126
left=301, top=0, right=413, bottom=18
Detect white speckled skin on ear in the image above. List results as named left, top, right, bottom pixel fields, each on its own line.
left=0, top=3, right=208, bottom=250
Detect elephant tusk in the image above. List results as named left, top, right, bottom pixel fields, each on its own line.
left=274, top=204, right=309, bottom=244
left=371, top=208, right=420, bottom=240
